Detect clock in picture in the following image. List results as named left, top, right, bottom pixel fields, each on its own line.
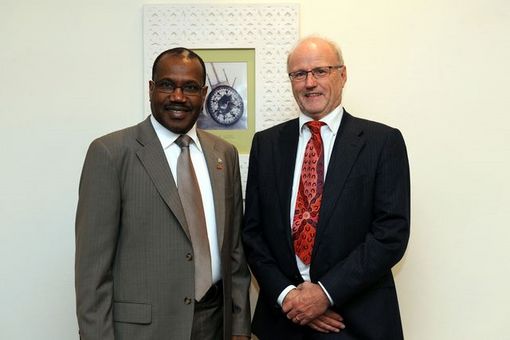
left=198, top=62, right=248, bottom=130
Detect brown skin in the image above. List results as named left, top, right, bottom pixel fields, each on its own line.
left=149, top=54, right=208, bottom=134
left=287, top=38, right=347, bottom=120
left=150, top=54, right=248, bottom=340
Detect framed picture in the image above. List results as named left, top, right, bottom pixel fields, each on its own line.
left=143, top=3, right=299, bottom=188
left=194, top=49, right=255, bottom=154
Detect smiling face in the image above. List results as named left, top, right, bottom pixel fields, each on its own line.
left=149, top=54, right=208, bottom=134
left=287, top=38, right=347, bottom=120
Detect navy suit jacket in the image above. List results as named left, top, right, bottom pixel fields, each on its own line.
left=242, top=111, right=410, bottom=339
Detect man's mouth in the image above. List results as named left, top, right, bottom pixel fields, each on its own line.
left=304, top=92, right=322, bottom=98
left=164, top=104, right=190, bottom=112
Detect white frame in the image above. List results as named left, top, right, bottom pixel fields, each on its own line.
left=143, top=3, right=300, bottom=190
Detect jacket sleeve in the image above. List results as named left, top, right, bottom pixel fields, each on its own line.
left=242, top=133, right=297, bottom=305
left=319, top=128, right=411, bottom=306
left=75, top=139, right=120, bottom=340
left=228, top=145, right=252, bottom=336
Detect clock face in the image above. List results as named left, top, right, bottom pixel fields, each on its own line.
left=206, top=85, right=244, bottom=126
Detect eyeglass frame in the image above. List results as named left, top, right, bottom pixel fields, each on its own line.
left=288, top=65, right=344, bottom=82
left=150, top=79, right=205, bottom=96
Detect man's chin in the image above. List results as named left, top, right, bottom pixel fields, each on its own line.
left=169, top=124, right=193, bottom=134
left=158, top=119, right=193, bottom=134
left=301, top=102, right=325, bottom=114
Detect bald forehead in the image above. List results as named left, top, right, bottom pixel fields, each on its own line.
left=154, top=54, right=191, bottom=73
left=288, top=38, right=342, bottom=69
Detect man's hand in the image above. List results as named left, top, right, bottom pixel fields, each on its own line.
left=281, top=287, right=300, bottom=313
left=307, top=309, right=345, bottom=333
left=282, top=282, right=330, bottom=325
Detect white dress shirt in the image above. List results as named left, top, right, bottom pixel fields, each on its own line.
left=277, top=105, right=344, bottom=306
left=150, top=115, right=221, bottom=284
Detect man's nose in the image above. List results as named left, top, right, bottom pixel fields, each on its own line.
left=170, top=87, right=186, bottom=101
left=304, top=73, right=318, bottom=87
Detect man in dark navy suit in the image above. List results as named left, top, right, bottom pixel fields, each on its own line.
left=243, top=36, right=410, bottom=339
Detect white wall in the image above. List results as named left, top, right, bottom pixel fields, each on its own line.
left=1, top=0, right=508, bottom=339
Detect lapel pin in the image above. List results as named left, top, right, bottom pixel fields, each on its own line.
left=216, top=158, right=223, bottom=170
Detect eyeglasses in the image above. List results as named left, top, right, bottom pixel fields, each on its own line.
left=152, top=79, right=204, bottom=96
left=288, top=65, right=344, bottom=81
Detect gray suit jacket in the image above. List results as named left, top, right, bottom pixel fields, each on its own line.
left=75, top=117, right=251, bottom=339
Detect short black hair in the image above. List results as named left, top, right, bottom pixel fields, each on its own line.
left=151, top=47, right=206, bottom=86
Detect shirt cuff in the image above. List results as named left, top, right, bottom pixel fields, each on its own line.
left=318, top=281, right=334, bottom=306
left=277, top=285, right=297, bottom=306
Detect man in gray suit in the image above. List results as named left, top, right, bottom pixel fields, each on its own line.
left=75, top=48, right=251, bottom=340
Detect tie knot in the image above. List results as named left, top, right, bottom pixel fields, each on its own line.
left=176, top=134, right=192, bottom=148
left=306, top=121, right=325, bottom=135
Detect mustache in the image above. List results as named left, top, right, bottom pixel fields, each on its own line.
left=163, top=103, right=191, bottom=111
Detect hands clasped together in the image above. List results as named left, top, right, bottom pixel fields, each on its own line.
left=282, top=282, right=346, bottom=333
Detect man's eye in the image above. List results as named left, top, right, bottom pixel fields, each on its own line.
left=158, top=80, right=174, bottom=89
left=314, top=68, right=328, bottom=76
left=183, top=84, right=200, bottom=93
left=294, top=71, right=307, bottom=78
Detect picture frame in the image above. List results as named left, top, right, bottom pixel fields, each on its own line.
left=143, top=3, right=299, bottom=188
left=194, top=48, right=255, bottom=154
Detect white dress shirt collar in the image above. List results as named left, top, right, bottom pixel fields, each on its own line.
left=150, top=115, right=203, bottom=152
left=298, top=105, right=344, bottom=136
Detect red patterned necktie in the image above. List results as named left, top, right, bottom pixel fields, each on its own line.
left=292, top=121, right=325, bottom=265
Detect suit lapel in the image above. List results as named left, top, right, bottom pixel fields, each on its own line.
left=275, top=119, right=300, bottom=250
left=198, top=130, right=226, bottom=250
left=135, top=118, right=190, bottom=240
left=314, top=112, right=365, bottom=246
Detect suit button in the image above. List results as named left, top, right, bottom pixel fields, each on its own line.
left=184, top=297, right=192, bottom=305
left=186, top=253, right=193, bottom=261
